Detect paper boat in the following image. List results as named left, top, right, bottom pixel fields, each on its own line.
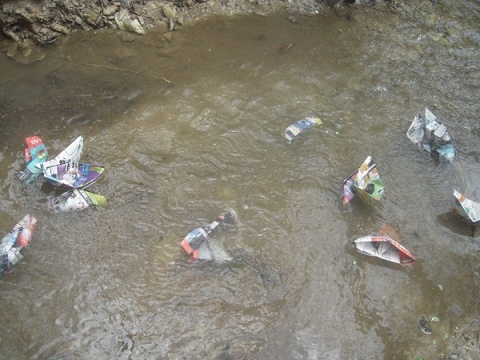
left=452, top=190, right=480, bottom=225
left=285, top=117, right=322, bottom=144
left=40, top=136, right=84, bottom=171
left=354, top=235, right=415, bottom=265
left=18, top=136, right=48, bottom=185
left=0, top=214, right=37, bottom=279
left=342, top=156, right=384, bottom=205
left=46, top=189, right=107, bottom=213
left=180, top=210, right=234, bottom=261
left=406, top=108, right=455, bottom=162
left=43, top=162, right=105, bottom=189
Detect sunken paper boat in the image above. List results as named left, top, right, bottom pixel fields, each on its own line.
left=0, top=214, right=37, bottom=279
left=18, top=136, right=48, bottom=185
left=342, top=156, right=384, bottom=205
left=43, top=162, right=105, bottom=189
left=39, top=135, right=83, bottom=171
left=180, top=210, right=235, bottom=262
left=452, top=190, right=480, bottom=225
left=354, top=235, right=416, bottom=265
left=406, top=108, right=455, bottom=162
left=284, top=117, right=322, bottom=144
left=46, top=189, right=107, bottom=213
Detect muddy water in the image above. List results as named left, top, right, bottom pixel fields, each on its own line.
left=1, top=4, right=479, bottom=359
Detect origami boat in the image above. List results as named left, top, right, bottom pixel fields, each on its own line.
left=43, top=162, right=105, bottom=189
left=452, top=190, right=480, bottom=225
left=342, top=156, right=384, bottom=205
left=284, top=117, right=322, bottom=144
left=354, top=235, right=415, bottom=265
left=0, top=214, right=37, bottom=279
left=18, top=136, right=48, bottom=185
left=406, top=108, right=455, bottom=162
left=46, top=189, right=107, bottom=213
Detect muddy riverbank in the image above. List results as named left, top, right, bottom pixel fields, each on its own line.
left=0, top=0, right=432, bottom=64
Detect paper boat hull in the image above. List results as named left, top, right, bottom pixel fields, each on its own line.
left=46, top=189, right=107, bottom=212
left=44, top=163, right=105, bottom=189
left=285, top=117, right=322, bottom=143
left=354, top=235, right=415, bottom=265
left=0, top=214, right=37, bottom=278
left=452, top=190, right=480, bottom=224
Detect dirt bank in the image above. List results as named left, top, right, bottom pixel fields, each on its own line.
left=0, top=1, right=409, bottom=47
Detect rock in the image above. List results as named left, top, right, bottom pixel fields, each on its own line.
left=50, top=23, right=70, bottom=35
left=103, top=4, right=119, bottom=17
left=162, top=4, right=176, bottom=19
left=115, top=9, right=146, bottom=35
left=6, top=43, right=18, bottom=58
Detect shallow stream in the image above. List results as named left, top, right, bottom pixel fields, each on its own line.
left=0, top=3, right=479, bottom=359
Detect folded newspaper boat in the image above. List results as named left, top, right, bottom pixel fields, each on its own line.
left=39, top=135, right=83, bottom=171
left=46, top=189, right=107, bottom=213
left=452, top=190, right=480, bottom=225
left=342, top=156, right=384, bottom=205
left=354, top=235, right=416, bottom=265
left=180, top=210, right=235, bottom=261
left=0, top=214, right=37, bottom=279
left=284, top=117, right=322, bottom=144
left=43, top=162, right=105, bottom=189
left=406, top=108, right=456, bottom=162
left=18, top=136, right=48, bottom=185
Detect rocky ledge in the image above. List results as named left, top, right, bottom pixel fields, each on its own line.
left=0, top=0, right=404, bottom=63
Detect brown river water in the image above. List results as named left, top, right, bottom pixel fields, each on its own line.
left=0, top=3, right=479, bottom=359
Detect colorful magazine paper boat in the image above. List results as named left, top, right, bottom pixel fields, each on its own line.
left=40, top=136, right=84, bottom=171
left=1, top=214, right=37, bottom=279
left=181, top=210, right=233, bottom=261
left=452, top=190, right=480, bottom=225
left=406, top=108, right=455, bottom=162
left=43, top=162, right=105, bottom=189
left=285, top=117, right=322, bottom=144
left=354, top=235, right=415, bottom=265
left=342, top=156, right=384, bottom=205
left=18, top=136, right=48, bottom=185
left=46, top=189, right=107, bottom=213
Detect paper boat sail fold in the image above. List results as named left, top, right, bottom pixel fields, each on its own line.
left=0, top=214, right=37, bottom=279
left=406, top=108, right=456, bottom=162
left=342, top=156, right=384, bottom=205
left=46, top=189, right=107, bottom=213
left=452, top=190, right=480, bottom=224
left=40, top=136, right=84, bottom=171
left=43, top=163, right=105, bottom=189
left=354, top=235, right=415, bottom=265
left=18, top=136, right=48, bottom=185
left=284, top=117, right=322, bottom=144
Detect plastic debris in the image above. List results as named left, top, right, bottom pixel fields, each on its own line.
left=284, top=117, right=322, bottom=144
left=46, top=189, right=107, bottom=213
left=40, top=136, right=83, bottom=171
left=452, top=190, right=480, bottom=225
left=180, top=210, right=236, bottom=261
left=18, top=136, right=48, bottom=185
left=406, top=108, right=456, bottom=162
left=353, top=235, right=415, bottom=265
left=342, top=156, right=384, bottom=205
left=0, top=214, right=36, bottom=279
left=43, top=162, right=105, bottom=189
